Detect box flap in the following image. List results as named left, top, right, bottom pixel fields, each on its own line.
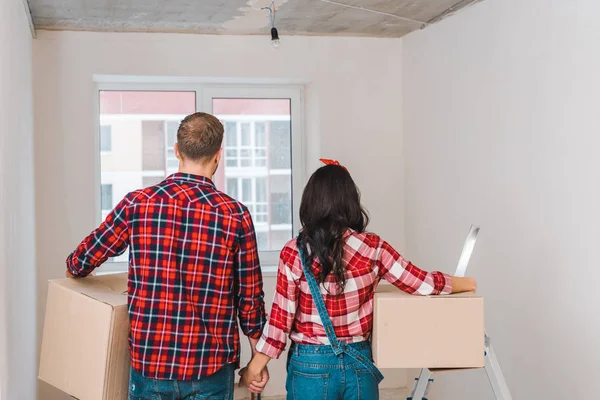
left=49, top=273, right=128, bottom=307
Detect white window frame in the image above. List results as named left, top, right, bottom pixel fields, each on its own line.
left=100, top=183, right=113, bottom=211
left=164, top=119, right=180, bottom=176
left=223, top=120, right=270, bottom=169
left=226, top=176, right=270, bottom=224
left=93, top=81, right=305, bottom=275
left=99, top=124, right=112, bottom=154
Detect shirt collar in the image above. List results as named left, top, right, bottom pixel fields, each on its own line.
left=343, top=228, right=356, bottom=238
left=166, top=172, right=216, bottom=188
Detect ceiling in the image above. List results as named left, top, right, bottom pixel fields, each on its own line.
left=28, top=0, right=483, bottom=38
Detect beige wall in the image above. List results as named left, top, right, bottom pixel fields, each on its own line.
left=33, top=31, right=406, bottom=399
left=402, top=0, right=600, bottom=398
left=0, top=1, right=36, bottom=400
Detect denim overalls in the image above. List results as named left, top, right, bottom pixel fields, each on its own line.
left=285, top=244, right=384, bottom=400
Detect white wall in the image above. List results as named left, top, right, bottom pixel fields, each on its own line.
left=33, top=31, right=405, bottom=399
left=0, top=1, right=36, bottom=400
left=402, top=0, right=600, bottom=398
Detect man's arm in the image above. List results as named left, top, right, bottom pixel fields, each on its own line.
left=66, top=196, right=131, bottom=277
left=248, top=337, right=260, bottom=356
left=235, top=209, right=266, bottom=340
left=254, top=244, right=299, bottom=359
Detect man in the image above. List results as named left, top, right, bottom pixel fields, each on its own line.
left=66, top=112, right=269, bottom=400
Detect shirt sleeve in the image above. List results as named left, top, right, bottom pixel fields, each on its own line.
left=65, top=196, right=131, bottom=277
left=255, top=244, right=300, bottom=359
left=377, top=239, right=452, bottom=295
left=235, top=208, right=267, bottom=339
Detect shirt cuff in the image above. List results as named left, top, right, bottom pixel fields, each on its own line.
left=441, top=273, right=453, bottom=295
left=255, top=336, right=284, bottom=359
left=66, top=255, right=85, bottom=277
left=247, top=329, right=263, bottom=340
left=240, top=309, right=267, bottom=338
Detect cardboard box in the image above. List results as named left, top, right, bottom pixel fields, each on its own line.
left=372, top=284, right=484, bottom=369
left=39, top=273, right=130, bottom=400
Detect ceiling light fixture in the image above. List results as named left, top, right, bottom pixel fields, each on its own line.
left=270, top=27, right=280, bottom=49
left=262, top=1, right=280, bottom=49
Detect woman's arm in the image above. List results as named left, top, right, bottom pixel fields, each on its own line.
left=241, top=243, right=301, bottom=393
left=377, top=239, right=476, bottom=295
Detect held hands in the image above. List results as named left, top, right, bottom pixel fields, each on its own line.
left=239, top=363, right=269, bottom=394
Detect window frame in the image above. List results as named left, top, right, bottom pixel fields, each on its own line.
left=164, top=120, right=180, bottom=176
left=100, top=183, right=113, bottom=211
left=99, top=124, right=112, bottom=154
left=93, top=82, right=305, bottom=274
left=224, top=120, right=269, bottom=169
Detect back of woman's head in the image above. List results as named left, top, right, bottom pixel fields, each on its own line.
left=298, top=164, right=369, bottom=293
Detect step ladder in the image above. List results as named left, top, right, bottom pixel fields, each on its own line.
left=407, top=226, right=512, bottom=400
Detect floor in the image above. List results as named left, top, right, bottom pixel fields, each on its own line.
left=238, top=388, right=411, bottom=399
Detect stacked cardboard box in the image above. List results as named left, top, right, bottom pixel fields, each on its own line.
left=372, top=284, right=484, bottom=369
left=39, top=273, right=130, bottom=400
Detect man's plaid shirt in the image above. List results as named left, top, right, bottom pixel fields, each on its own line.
left=67, top=173, right=266, bottom=379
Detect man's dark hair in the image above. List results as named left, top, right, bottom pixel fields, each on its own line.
left=177, top=112, right=224, bottom=162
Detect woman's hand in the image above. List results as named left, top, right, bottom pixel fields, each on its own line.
left=239, top=363, right=269, bottom=394
left=451, top=276, right=477, bottom=293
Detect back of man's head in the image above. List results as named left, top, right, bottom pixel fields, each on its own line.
left=177, top=112, right=224, bottom=163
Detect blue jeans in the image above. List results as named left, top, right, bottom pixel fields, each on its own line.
left=128, top=364, right=235, bottom=400
left=286, top=341, right=379, bottom=400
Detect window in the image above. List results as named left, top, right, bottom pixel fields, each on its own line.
left=269, top=121, right=292, bottom=169
left=96, top=84, right=303, bottom=271
left=225, top=177, right=269, bottom=224
left=212, top=96, right=296, bottom=263
left=224, top=121, right=269, bottom=168
left=165, top=121, right=179, bottom=175
left=141, top=121, right=167, bottom=171
left=100, top=125, right=112, bottom=152
left=98, top=91, right=195, bottom=267
left=142, top=176, right=163, bottom=188
left=100, top=184, right=113, bottom=211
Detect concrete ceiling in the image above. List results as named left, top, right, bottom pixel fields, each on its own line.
left=28, top=0, right=482, bottom=38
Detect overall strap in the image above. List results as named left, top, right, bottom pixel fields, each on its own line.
left=297, top=241, right=384, bottom=384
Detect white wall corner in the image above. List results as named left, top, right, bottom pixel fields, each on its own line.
left=21, top=0, right=36, bottom=38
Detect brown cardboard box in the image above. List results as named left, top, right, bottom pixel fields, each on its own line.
left=372, top=284, right=484, bottom=369
left=39, top=273, right=130, bottom=400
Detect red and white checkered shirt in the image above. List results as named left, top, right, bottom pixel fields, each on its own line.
left=255, top=230, right=452, bottom=359
left=67, top=173, right=266, bottom=379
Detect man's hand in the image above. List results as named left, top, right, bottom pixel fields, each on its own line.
left=239, top=364, right=269, bottom=394
left=65, top=269, right=76, bottom=278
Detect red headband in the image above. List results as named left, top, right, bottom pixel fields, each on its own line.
left=320, top=158, right=348, bottom=172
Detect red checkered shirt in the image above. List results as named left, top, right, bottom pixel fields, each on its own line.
left=67, top=173, right=266, bottom=379
left=255, top=230, right=452, bottom=359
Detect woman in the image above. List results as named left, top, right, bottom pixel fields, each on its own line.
left=241, top=159, right=477, bottom=399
